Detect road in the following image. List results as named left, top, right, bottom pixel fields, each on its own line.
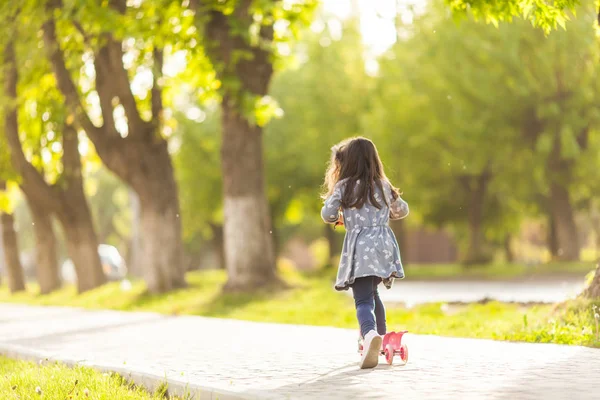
left=376, top=277, right=585, bottom=305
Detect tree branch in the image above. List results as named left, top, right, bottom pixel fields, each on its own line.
left=72, top=20, right=92, bottom=45
left=93, top=43, right=119, bottom=135
left=151, top=48, right=164, bottom=125
left=106, top=38, right=148, bottom=134
left=98, top=0, right=145, bottom=134
left=42, top=15, right=104, bottom=142
left=201, top=0, right=274, bottom=96
left=61, top=122, right=83, bottom=189
left=109, top=0, right=127, bottom=14
left=3, top=40, right=61, bottom=210
left=576, top=126, right=589, bottom=150
left=188, top=0, right=199, bottom=12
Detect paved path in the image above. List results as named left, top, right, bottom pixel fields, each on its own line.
left=1, top=304, right=599, bottom=400
left=378, top=277, right=586, bottom=305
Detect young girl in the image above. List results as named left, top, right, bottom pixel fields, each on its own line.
left=321, top=137, right=409, bottom=369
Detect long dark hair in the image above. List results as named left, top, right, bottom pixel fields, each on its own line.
left=322, top=137, right=399, bottom=209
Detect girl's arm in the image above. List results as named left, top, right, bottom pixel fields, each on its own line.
left=387, top=183, right=409, bottom=220
left=390, top=196, right=409, bottom=220
left=321, top=183, right=343, bottom=224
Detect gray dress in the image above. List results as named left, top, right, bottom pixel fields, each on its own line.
left=321, top=179, right=409, bottom=291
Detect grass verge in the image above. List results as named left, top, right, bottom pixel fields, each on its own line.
left=1, top=267, right=598, bottom=347
left=0, top=356, right=181, bottom=400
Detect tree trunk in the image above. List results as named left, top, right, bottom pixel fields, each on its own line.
left=137, top=191, right=185, bottom=292
left=27, top=200, right=60, bottom=294
left=56, top=191, right=106, bottom=293
left=548, top=182, right=579, bottom=261
left=210, top=223, right=226, bottom=270
left=463, top=172, right=491, bottom=265
left=0, top=211, right=26, bottom=293
left=130, top=141, right=185, bottom=292
left=545, top=132, right=580, bottom=261
left=504, top=233, right=514, bottom=263
left=42, top=11, right=186, bottom=294
left=547, top=214, right=560, bottom=259
left=584, top=263, right=600, bottom=299
left=3, top=37, right=104, bottom=294
left=465, top=218, right=484, bottom=265
left=61, top=220, right=105, bottom=293
left=220, top=97, right=278, bottom=291
left=324, top=224, right=338, bottom=267
left=270, top=216, right=281, bottom=258
left=197, top=1, right=280, bottom=291
left=389, top=219, right=408, bottom=265
left=128, top=189, right=143, bottom=277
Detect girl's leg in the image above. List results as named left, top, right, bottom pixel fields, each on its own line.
left=373, top=278, right=387, bottom=335
left=351, top=276, right=377, bottom=337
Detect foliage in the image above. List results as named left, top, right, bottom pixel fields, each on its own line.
left=265, top=15, right=373, bottom=228
left=173, top=15, right=372, bottom=248
left=0, top=137, right=16, bottom=186
left=85, top=166, right=132, bottom=249
left=0, top=268, right=597, bottom=347
left=0, top=357, right=182, bottom=400
left=1, top=0, right=599, bottom=291
left=189, top=0, right=319, bottom=123
left=445, top=0, right=581, bottom=33
left=367, top=2, right=600, bottom=257
left=173, top=106, right=222, bottom=246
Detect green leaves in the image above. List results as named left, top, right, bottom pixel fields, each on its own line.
left=445, top=0, right=581, bottom=33
left=367, top=0, right=600, bottom=257
left=559, top=126, right=581, bottom=159
left=0, top=181, right=19, bottom=214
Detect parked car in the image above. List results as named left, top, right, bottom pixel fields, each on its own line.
left=61, top=244, right=128, bottom=283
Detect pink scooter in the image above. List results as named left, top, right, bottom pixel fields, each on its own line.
left=358, top=331, right=409, bottom=365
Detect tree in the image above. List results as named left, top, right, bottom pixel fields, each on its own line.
left=38, top=0, right=191, bottom=292
left=26, top=196, right=60, bottom=294
left=0, top=180, right=26, bottom=293
left=188, top=0, right=316, bottom=290
left=368, top=5, right=525, bottom=263
left=265, top=16, right=372, bottom=264
left=2, top=32, right=106, bottom=293
left=0, top=79, right=59, bottom=294
left=500, top=6, right=600, bottom=261
left=445, top=0, right=580, bottom=33
left=369, top=1, right=600, bottom=263
left=176, top=12, right=369, bottom=272
left=173, top=107, right=224, bottom=269
left=444, top=1, right=600, bottom=294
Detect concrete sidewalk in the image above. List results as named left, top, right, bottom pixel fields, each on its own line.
left=1, top=303, right=599, bottom=400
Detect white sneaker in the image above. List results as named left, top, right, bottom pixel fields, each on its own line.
left=359, top=330, right=382, bottom=369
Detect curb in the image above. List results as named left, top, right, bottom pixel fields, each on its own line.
left=0, top=343, right=254, bottom=400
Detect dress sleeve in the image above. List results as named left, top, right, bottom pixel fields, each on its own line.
left=386, top=183, right=409, bottom=220
left=321, top=182, right=344, bottom=224
left=389, top=195, right=409, bottom=220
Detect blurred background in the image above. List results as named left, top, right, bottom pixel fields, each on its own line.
left=0, top=0, right=599, bottom=341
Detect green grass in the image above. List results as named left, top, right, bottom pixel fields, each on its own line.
left=1, top=266, right=598, bottom=347
left=0, top=356, right=182, bottom=400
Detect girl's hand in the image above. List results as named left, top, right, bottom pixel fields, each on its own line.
left=334, top=213, right=344, bottom=229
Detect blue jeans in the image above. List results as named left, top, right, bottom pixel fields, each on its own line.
left=351, top=276, right=387, bottom=338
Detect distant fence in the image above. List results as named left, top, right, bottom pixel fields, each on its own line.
left=390, top=221, right=458, bottom=264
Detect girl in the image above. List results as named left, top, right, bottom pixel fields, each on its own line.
left=321, top=137, right=409, bottom=369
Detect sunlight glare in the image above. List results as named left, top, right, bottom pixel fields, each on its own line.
left=113, top=104, right=129, bottom=138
